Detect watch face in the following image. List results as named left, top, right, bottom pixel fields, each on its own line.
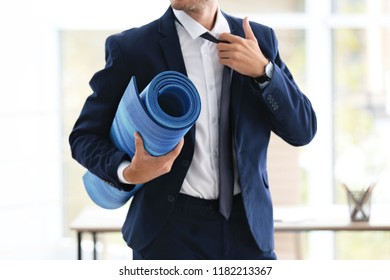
left=265, top=61, right=272, bottom=77
left=255, top=61, right=272, bottom=84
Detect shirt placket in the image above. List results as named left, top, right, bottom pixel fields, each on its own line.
left=200, top=40, right=220, bottom=185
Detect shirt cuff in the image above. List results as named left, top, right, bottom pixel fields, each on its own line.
left=117, top=160, right=132, bottom=184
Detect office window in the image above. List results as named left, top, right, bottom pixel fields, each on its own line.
left=332, top=9, right=390, bottom=258
left=333, top=0, right=366, bottom=13
left=333, top=27, right=389, bottom=194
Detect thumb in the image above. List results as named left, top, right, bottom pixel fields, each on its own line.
left=134, top=132, right=148, bottom=155
left=243, top=17, right=256, bottom=41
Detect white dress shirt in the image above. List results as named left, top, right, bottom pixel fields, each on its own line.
left=118, top=7, right=243, bottom=199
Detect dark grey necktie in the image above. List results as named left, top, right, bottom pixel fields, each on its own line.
left=201, top=32, right=234, bottom=220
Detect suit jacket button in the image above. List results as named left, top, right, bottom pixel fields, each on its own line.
left=167, top=195, right=175, bottom=203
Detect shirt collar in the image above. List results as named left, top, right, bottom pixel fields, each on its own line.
left=172, top=7, right=230, bottom=40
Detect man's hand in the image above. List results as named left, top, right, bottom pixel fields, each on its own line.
left=122, top=132, right=184, bottom=184
left=217, top=17, right=268, bottom=77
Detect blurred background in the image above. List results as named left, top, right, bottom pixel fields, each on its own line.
left=0, top=0, right=389, bottom=260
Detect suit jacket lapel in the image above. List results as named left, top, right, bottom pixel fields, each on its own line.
left=158, top=8, right=187, bottom=75
left=158, top=7, right=195, bottom=146
left=223, top=12, right=244, bottom=136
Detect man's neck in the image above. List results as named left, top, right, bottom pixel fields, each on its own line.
left=184, top=3, right=218, bottom=31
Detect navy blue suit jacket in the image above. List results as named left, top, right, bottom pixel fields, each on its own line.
left=69, top=7, right=317, bottom=253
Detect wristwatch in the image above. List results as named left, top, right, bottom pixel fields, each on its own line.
left=254, top=61, right=273, bottom=84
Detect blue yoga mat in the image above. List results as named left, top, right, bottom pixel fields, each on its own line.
left=83, top=71, right=201, bottom=209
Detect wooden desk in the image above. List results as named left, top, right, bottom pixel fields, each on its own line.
left=70, top=205, right=390, bottom=260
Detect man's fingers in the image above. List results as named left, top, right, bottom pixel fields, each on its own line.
left=243, top=17, right=256, bottom=41
left=134, top=132, right=148, bottom=155
left=218, top=32, right=242, bottom=44
left=173, top=138, right=184, bottom=154
left=218, top=18, right=256, bottom=42
left=135, top=131, right=183, bottom=160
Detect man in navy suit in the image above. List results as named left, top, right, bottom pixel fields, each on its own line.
left=69, top=0, right=316, bottom=260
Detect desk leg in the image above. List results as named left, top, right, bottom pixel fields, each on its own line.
left=92, top=232, right=97, bottom=260
left=294, top=233, right=303, bottom=260
left=77, top=231, right=82, bottom=260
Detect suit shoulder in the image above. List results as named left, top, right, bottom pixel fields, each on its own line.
left=250, top=21, right=275, bottom=45
left=250, top=21, right=273, bottom=34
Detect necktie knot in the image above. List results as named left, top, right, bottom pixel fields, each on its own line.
left=200, top=32, right=229, bottom=44
left=200, top=32, right=220, bottom=44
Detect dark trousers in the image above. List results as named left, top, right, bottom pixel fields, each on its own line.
left=132, top=193, right=277, bottom=260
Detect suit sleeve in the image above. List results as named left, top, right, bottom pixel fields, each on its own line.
left=252, top=27, right=317, bottom=146
left=69, top=35, right=136, bottom=191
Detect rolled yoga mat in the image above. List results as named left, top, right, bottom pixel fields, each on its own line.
left=83, top=71, right=201, bottom=209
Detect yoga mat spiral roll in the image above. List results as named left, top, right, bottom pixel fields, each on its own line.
left=83, top=71, right=201, bottom=209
